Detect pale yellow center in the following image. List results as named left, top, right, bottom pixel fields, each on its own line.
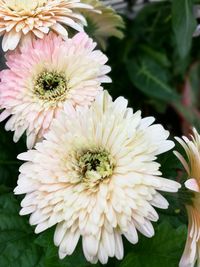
left=4, top=0, right=48, bottom=11
left=78, top=149, right=115, bottom=185
left=34, top=71, right=68, bottom=102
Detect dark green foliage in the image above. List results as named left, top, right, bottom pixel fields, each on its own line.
left=0, top=187, right=44, bottom=267
left=120, top=223, right=187, bottom=267
left=172, top=0, right=196, bottom=59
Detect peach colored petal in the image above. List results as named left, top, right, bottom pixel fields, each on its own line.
left=180, top=206, right=200, bottom=267
left=175, top=129, right=200, bottom=267
left=0, top=0, right=95, bottom=51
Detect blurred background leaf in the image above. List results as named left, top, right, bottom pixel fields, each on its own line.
left=172, top=0, right=196, bottom=59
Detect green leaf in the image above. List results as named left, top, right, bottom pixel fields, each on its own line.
left=120, top=223, right=186, bottom=267
left=0, top=125, right=25, bottom=187
left=140, top=45, right=171, bottom=68
left=0, top=188, right=44, bottom=267
left=185, top=63, right=200, bottom=131
left=126, top=56, right=180, bottom=102
left=172, top=0, right=196, bottom=58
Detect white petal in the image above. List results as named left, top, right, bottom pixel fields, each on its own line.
left=185, top=178, right=200, bottom=192
left=2, top=30, right=21, bottom=51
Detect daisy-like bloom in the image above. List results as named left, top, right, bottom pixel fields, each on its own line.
left=0, top=0, right=95, bottom=52
left=0, top=32, right=111, bottom=148
left=174, top=129, right=200, bottom=267
left=82, top=0, right=124, bottom=50
left=15, top=91, right=180, bottom=264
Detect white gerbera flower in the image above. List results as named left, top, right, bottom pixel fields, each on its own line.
left=14, top=91, right=180, bottom=264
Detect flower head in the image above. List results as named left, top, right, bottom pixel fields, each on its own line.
left=0, top=32, right=111, bottom=148
left=174, top=129, right=200, bottom=267
left=15, top=91, right=180, bottom=264
left=0, top=0, right=94, bottom=51
left=82, top=0, right=124, bottom=49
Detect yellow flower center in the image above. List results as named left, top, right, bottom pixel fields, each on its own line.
left=34, top=71, right=68, bottom=102
left=78, top=149, right=115, bottom=186
left=4, top=0, right=47, bottom=11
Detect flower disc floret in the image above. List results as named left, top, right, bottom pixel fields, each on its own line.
left=34, top=71, right=68, bottom=102
left=78, top=148, right=115, bottom=187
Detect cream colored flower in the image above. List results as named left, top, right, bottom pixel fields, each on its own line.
left=0, top=0, right=94, bottom=51
left=174, top=129, right=200, bottom=267
left=0, top=32, right=111, bottom=148
left=15, top=91, right=180, bottom=264
left=82, top=0, right=125, bottom=49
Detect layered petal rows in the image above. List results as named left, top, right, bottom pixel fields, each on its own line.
left=0, top=0, right=94, bottom=51
left=0, top=32, right=111, bottom=148
left=15, top=91, right=180, bottom=264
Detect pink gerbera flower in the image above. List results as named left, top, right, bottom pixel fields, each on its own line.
left=0, top=32, right=111, bottom=148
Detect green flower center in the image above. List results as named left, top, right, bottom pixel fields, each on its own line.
left=78, top=149, right=115, bottom=183
left=34, top=71, right=68, bottom=102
